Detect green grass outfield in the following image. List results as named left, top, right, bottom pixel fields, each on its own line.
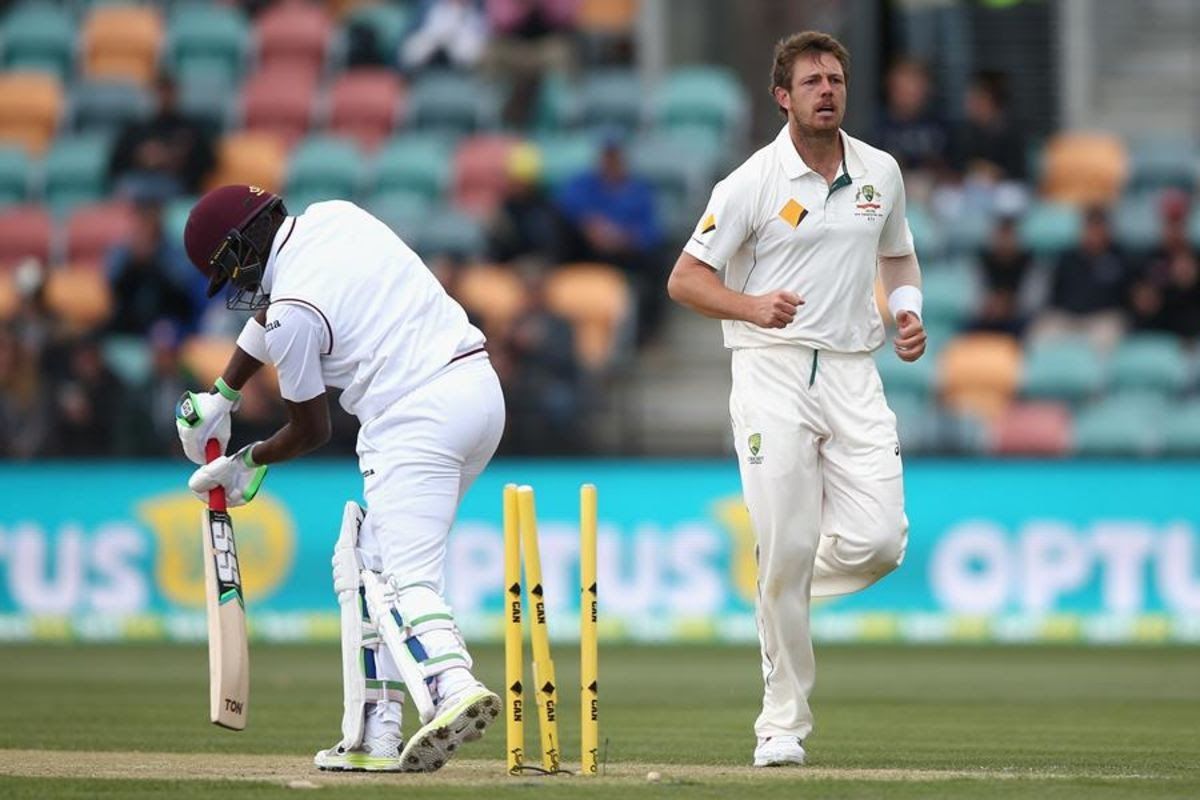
left=0, top=643, right=1197, bottom=798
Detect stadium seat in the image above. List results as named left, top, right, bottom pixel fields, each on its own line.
left=285, top=135, right=365, bottom=210
left=1021, top=336, right=1107, bottom=403
left=578, top=69, right=643, bottom=132
left=1019, top=202, right=1082, bottom=256
left=533, top=133, right=598, bottom=190
left=70, top=79, right=153, bottom=136
left=1126, top=136, right=1199, bottom=193
left=372, top=134, right=454, bottom=201
left=345, top=1, right=411, bottom=65
left=43, top=133, right=112, bottom=217
left=180, top=335, right=236, bottom=386
left=0, top=72, right=63, bottom=155
left=0, top=204, right=53, bottom=269
left=652, top=66, right=747, bottom=140
left=65, top=201, right=134, bottom=266
left=102, top=334, right=152, bottom=387
left=905, top=202, right=945, bottom=260
left=408, top=71, right=500, bottom=137
left=454, top=263, right=528, bottom=340
left=43, top=265, right=113, bottom=331
left=1109, top=333, right=1189, bottom=394
left=1161, top=400, right=1200, bottom=455
left=164, top=194, right=195, bottom=253
left=1112, top=191, right=1163, bottom=252
left=1041, top=132, right=1128, bottom=207
left=167, top=3, right=249, bottom=87
left=452, top=135, right=520, bottom=218
left=578, top=0, right=638, bottom=34
left=0, top=147, right=29, bottom=207
left=631, top=129, right=719, bottom=215
left=410, top=207, right=486, bottom=260
left=255, top=1, right=333, bottom=82
left=364, top=189, right=433, bottom=241
left=942, top=208, right=992, bottom=255
left=1, top=3, right=74, bottom=80
left=990, top=401, right=1072, bottom=456
left=241, top=68, right=318, bottom=150
left=938, top=333, right=1022, bottom=420
left=176, top=71, right=235, bottom=134
left=875, top=347, right=936, bottom=398
left=1073, top=394, right=1167, bottom=456
left=82, top=4, right=164, bottom=85
left=208, top=131, right=287, bottom=193
left=544, top=263, right=632, bottom=371
left=919, top=263, right=979, bottom=329
left=886, top=391, right=939, bottom=453
left=0, top=270, right=18, bottom=320
left=328, top=69, right=405, bottom=152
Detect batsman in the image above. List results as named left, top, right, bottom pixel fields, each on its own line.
left=668, top=32, right=926, bottom=767
left=174, top=185, right=505, bottom=772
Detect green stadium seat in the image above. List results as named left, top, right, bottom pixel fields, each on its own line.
left=42, top=133, right=112, bottom=217
left=920, top=264, right=978, bottom=328
left=942, top=208, right=992, bottom=255
left=102, top=334, right=152, bottom=387
left=372, top=134, right=454, bottom=202
left=532, top=133, right=597, bottom=190
left=345, top=2, right=411, bottom=65
left=1021, top=336, right=1107, bottom=402
left=71, top=80, right=154, bottom=135
left=285, top=135, right=364, bottom=208
left=1020, top=202, right=1082, bottom=256
left=652, top=66, right=746, bottom=140
left=164, top=194, right=195, bottom=253
left=578, top=69, right=642, bottom=132
left=411, top=207, right=485, bottom=260
left=1, top=3, right=74, bottom=80
left=1073, top=393, right=1167, bottom=456
left=906, top=202, right=945, bottom=260
left=408, top=71, right=500, bottom=137
left=533, top=72, right=574, bottom=131
left=365, top=190, right=434, bottom=242
left=176, top=71, right=234, bottom=134
left=875, top=346, right=936, bottom=398
left=1126, top=136, right=1198, bottom=193
left=0, top=147, right=29, bottom=207
left=1109, top=334, right=1189, bottom=394
left=1112, top=191, right=1162, bottom=252
left=1161, top=400, right=1200, bottom=455
left=167, top=4, right=249, bottom=86
left=885, top=390, right=938, bottom=454
left=630, top=129, right=720, bottom=207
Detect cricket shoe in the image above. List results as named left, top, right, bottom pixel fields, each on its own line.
left=313, top=732, right=404, bottom=772
left=398, top=684, right=501, bottom=773
left=753, top=735, right=806, bottom=767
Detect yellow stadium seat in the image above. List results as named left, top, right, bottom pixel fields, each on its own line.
left=43, top=266, right=113, bottom=331
left=83, top=5, right=164, bottom=85
left=208, top=132, right=287, bottom=193
left=938, top=333, right=1022, bottom=421
left=180, top=335, right=237, bottom=387
left=0, top=73, right=63, bottom=155
left=544, top=262, right=631, bottom=371
left=455, top=263, right=528, bottom=340
left=0, top=271, right=18, bottom=320
left=1041, top=132, right=1128, bottom=207
left=579, top=0, right=639, bottom=33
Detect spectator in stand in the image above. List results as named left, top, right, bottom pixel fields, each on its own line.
left=46, top=336, right=121, bottom=457
left=401, top=0, right=489, bottom=72
left=484, top=0, right=579, bottom=126
left=108, top=72, right=216, bottom=197
left=1032, top=206, right=1130, bottom=351
left=0, top=323, right=49, bottom=459
left=556, top=133, right=664, bottom=343
left=137, top=320, right=193, bottom=456
left=1129, top=190, right=1200, bottom=340
left=953, top=70, right=1027, bottom=185
left=106, top=180, right=207, bottom=337
left=486, top=143, right=567, bottom=269
left=874, top=59, right=949, bottom=184
left=971, top=213, right=1033, bottom=336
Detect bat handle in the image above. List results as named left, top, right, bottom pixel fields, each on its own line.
left=205, top=438, right=227, bottom=513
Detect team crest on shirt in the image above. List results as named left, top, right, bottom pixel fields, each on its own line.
left=854, top=185, right=884, bottom=219
left=747, top=433, right=763, bottom=464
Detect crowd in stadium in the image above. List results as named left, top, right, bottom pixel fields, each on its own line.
left=0, top=0, right=1198, bottom=459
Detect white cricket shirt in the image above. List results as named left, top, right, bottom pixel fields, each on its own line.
left=684, top=126, right=914, bottom=353
left=260, top=200, right=485, bottom=421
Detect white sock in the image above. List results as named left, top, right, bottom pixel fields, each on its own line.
left=437, top=666, right=477, bottom=701
left=363, top=701, right=402, bottom=742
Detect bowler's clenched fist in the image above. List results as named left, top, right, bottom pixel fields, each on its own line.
left=747, top=290, right=804, bottom=329
left=893, top=310, right=926, bottom=362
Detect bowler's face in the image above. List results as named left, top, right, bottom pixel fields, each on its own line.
left=779, top=53, right=846, bottom=133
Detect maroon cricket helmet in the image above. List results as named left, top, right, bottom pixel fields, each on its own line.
left=183, top=184, right=283, bottom=301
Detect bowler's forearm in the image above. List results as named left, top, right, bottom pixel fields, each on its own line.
left=667, top=254, right=753, bottom=322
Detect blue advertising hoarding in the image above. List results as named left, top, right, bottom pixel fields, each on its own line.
left=0, top=459, right=1198, bottom=644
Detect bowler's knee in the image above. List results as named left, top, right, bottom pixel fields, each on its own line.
left=863, top=513, right=908, bottom=578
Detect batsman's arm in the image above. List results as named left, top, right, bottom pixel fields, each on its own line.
left=245, top=394, right=331, bottom=466
left=221, top=310, right=269, bottom=392
left=667, top=252, right=803, bottom=329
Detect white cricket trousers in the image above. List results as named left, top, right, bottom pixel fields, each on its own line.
left=356, top=353, right=506, bottom=590
left=730, top=345, right=908, bottom=741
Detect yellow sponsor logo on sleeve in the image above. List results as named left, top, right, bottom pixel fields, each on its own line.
left=698, top=213, right=716, bottom=234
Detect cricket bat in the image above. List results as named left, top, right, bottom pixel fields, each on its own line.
left=201, top=437, right=249, bottom=730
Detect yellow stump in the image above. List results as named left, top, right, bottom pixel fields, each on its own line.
left=502, top=484, right=524, bottom=776
left=579, top=483, right=599, bottom=775
left=516, top=485, right=560, bottom=773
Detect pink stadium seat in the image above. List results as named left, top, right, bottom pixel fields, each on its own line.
left=990, top=401, right=1073, bottom=456
left=0, top=205, right=54, bottom=270
left=241, top=68, right=318, bottom=150
left=329, top=69, right=405, bottom=153
left=255, top=1, right=333, bottom=82
left=452, top=135, right=520, bottom=218
left=65, top=201, right=134, bottom=266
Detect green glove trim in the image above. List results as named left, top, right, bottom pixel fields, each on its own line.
left=175, top=391, right=203, bottom=427
left=243, top=464, right=268, bottom=503
left=214, top=377, right=241, bottom=402
left=240, top=442, right=261, bottom=468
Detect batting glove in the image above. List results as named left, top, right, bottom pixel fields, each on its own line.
left=188, top=443, right=268, bottom=507
left=176, top=378, right=241, bottom=465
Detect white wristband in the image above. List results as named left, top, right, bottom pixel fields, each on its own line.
left=235, top=316, right=270, bottom=363
left=887, top=285, right=923, bottom=321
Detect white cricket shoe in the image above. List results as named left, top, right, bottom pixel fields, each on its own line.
left=314, top=732, right=403, bottom=772
left=398, top=684, right=501, bottom=773
left=753, top=735, right=806, bottom=767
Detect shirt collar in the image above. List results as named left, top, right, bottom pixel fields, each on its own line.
left=260, top=216, right=296, bottom=294
left=775, top=126, right=867, bottom=181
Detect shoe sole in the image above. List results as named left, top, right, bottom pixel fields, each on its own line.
left=314, top=751, right=403, bottom=772
left=399, top=690, right=501, bottom=773
left=753, top=754, right=806, bottom=767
